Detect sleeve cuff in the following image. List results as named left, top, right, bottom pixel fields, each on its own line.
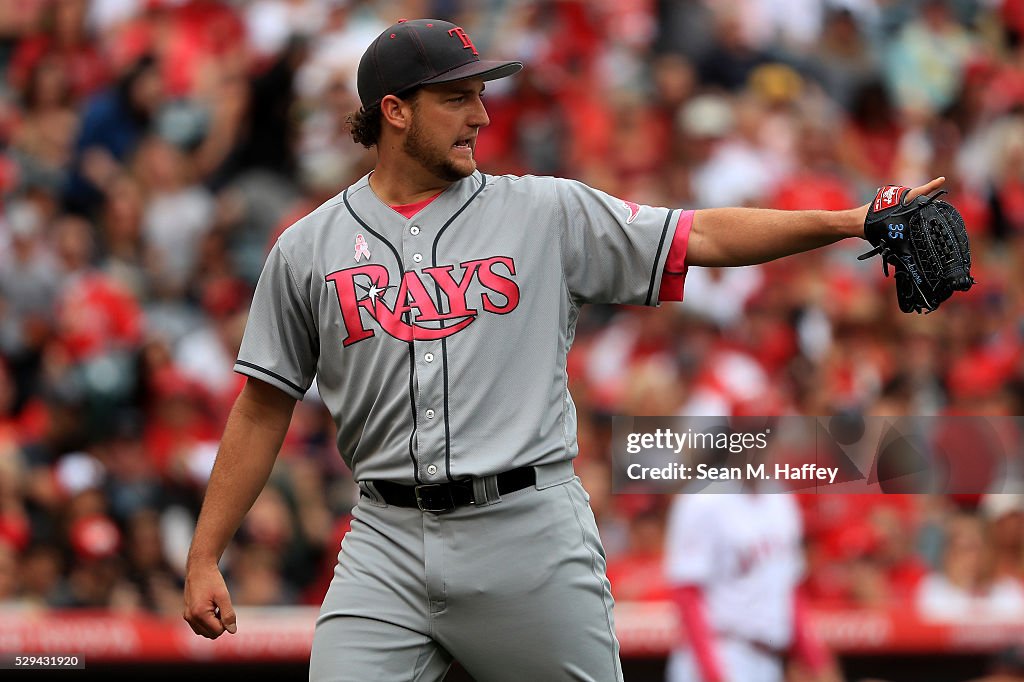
left=234, top=361, right=308, bottom=401
left=658, top=210, right=693, bottom=302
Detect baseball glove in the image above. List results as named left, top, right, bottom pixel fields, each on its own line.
left=857, top=185, right=974, bottom=314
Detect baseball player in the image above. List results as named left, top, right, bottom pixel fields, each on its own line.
left=182, top=18, right=945, bottom=682
left=664, top=492, right=838, bottom=682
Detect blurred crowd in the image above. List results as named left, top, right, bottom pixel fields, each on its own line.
left=1, top=0, right=1024, bottom=626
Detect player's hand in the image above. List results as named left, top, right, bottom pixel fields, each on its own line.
left=855, top=176, right=946, bottom=229
left=183, top=562, right=237, bottom=638
left=905, top=176, right=946, bottom=202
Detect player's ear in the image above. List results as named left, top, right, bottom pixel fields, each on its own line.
left=380, top=94, right=412, bottom=131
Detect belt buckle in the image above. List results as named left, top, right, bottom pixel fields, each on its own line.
left=414, top=484, right=456, bottom=513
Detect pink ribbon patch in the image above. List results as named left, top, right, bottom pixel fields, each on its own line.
left=354, top=234, right=371, bottom=261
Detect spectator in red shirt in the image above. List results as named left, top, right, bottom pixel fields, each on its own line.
left=839, top=80, right=906, bottom=188
left=606, top=504, right=672, bottom=602
left=51, top=215, right=143, bottom=362
left=7, top=0, right=110, bottom=105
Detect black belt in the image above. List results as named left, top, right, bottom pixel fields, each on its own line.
left=367, top=466, right=536, bottom=513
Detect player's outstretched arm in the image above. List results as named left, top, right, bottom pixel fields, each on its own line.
left=684, top=177, right=946, bottom=267
left=183, top=377, right=297, bottom=639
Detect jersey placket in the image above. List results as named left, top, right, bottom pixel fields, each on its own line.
left=403, top=216, right=449, bottom=482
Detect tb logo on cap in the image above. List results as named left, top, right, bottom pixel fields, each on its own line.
left=448, top=27, right=478, bottom=55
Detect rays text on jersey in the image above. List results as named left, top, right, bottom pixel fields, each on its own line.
left=325, top=256, right=520, bottom=346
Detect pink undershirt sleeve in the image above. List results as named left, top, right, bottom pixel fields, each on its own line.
left=658, top=210, right=694, bottom=302
left=672, top=584, right=726, bottom=682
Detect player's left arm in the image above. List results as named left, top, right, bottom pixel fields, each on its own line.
left=787, top=591, right=844, bottom=682
left=684, top=177, right=945, bottom=267
left=672, top=584, right=730, bottom=682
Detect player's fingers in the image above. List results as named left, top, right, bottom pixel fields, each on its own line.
left=184, top=604, right=226, bottom=639
left=217, top=596, right=238, bottom=635
left=905, top=176, right=945, bottom=202
left=183, top=589, right=235, bottom=638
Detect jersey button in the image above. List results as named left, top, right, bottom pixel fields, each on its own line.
left=425, top=409, right=435, bottom=419
left=410, top=225, right=421, bottom=235
left=412, top=253, right=423, bottom=263
left=424, top=352, right=434, bottom=363
left=427, top=465, right=437, bottom=475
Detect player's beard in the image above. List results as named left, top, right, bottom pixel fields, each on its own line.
left=404, top=116, right=475, bottom=182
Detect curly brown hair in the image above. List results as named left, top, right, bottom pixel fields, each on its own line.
left=347, top=89, right=422, bottom=148
left=347, top=107, right=382, bottom=148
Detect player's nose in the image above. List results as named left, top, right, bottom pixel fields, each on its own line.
left=469, top=95, right=490, bottom=128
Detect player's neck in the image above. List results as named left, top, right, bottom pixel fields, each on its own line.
left=369, top=161, right=454, bottom=206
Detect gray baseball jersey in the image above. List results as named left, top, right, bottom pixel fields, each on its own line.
left=235, top=171, right=690, bottom=485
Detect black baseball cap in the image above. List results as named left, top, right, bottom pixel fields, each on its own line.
left=357, top=19, right=523, bottom=110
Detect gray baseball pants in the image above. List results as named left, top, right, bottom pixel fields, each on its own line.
left=308, top=461, right=623, bottom=682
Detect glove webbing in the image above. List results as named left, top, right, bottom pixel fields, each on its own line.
left=925, top=201, right=973, bottom=292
